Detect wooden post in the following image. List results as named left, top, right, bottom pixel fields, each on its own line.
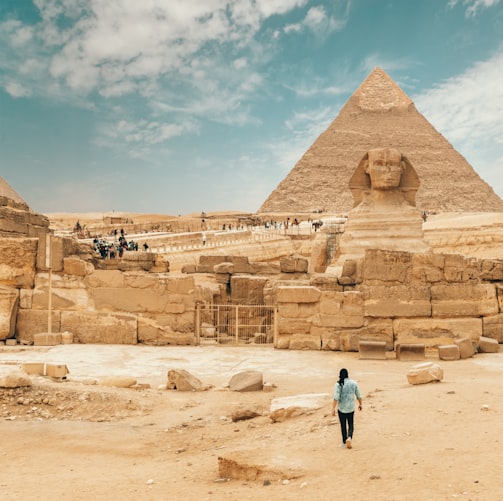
left=46, top=234, right=52, bottom=335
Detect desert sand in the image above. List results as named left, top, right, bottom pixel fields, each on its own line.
left=0, top=344, right=501, bottom=501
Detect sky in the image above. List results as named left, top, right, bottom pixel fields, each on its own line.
left=0, top=0, right=502, bottom=216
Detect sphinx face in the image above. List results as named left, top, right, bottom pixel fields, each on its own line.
left=367, top=149, right=403, bottom=190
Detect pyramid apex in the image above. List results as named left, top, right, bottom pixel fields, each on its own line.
left=352, top=67, right=413, bottom=112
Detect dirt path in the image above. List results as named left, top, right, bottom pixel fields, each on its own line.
left=1, top=346, right=502, bottom=501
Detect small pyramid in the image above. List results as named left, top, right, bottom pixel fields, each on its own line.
left=0, top=176, right=49, bottom=237
left=0, top=176, right=28, bottom=206
left=259, top=68, right=503, bottom=213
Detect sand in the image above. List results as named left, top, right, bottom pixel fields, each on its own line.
left=0, top=344, right=501, bottom=501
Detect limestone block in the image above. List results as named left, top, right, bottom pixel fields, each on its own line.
left=86, top=270, right=125, bottom=288
left=339, top=259, right=360, bottom=285
left=278, top=302, right=317, bottom=319
left=117, top=252, right=155, bottom=272
left=455, top=337, right=475, bottom=359
left=410, top=253, right=444, bottom=283
left=137, top=316, right=195, bottom=346
left=289, top=333, right=321, bottom=350
left=60, top=311, right=137, bottom=344
left=16, top=310, right=61, bottom=344
left=229, top=371, right=263, bottom=391
left=34, top=332, right=61, bottom=346
left=482, top=314, right=503, bottom=343
left=310, top=275, right=343, bottom=292
left=480, top=260, right=503, bottom=281
left=198, top=255, right=250, bottom=273
left=396, top=343, right=425, bottom=361
left=99, top=376, right=137, bottom=388
left=394, top=318, right=482, bottom=348
left=443, top=254, right=480, bottom=282
left=431, top=283, right=498, bottom=317
left=22, top=362, right=45, bottom=375
left=214, top=262, right=234, bottom=274
left=359, top=340, right=387, bottom=360
left=407, top=362, right=443, bottom=385
left=320, top=330, right=341, bottom=351
left=316, top=312, right=363, bottom=329
left=0, top=286, right=19, bottom=340
left=230, top=276, right=268, bottom=304
left=497, top=286, right=503, bottom=313
left=92, top=287, right=168, bottom=313
left=438, top=344, right=460, bottom=361
left=276, top=286, right=321, bottom=304
left=19, top=289, right=32, bottom=309
left=477, top=336, right=499, bottom=353
left=319, top=291, right=363, bottom=316
left=362, top=249, right=411, bottom=282
left=167, top=369, right=209, bottom=391
left=123, top=272, right=160, bottom=289
left=249, top=262, right=281, bottom=274
left=278, top=318, right=312, bottom=335
left=275, top=334, right=291, bottom=349
left=46, top=364, right=69, bottom=378
left=280, top=255, right=308, bottom=273
left=63, top=257, right=94, bottom=277
left=0, top=238, right=37, bottom=288
left=181, top=264, right=196, bottom=274
left=32, top=282, right=93, bottom=311
left=362, top=284, right=431, bottom=318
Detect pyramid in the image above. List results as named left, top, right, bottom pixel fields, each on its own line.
left=0, top=176, right=49, bottom=237
left=0, top=176, right=27, bottom=206
left=259, top=68, right=503, bottom=214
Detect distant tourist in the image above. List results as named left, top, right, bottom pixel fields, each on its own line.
left=143, top=242, right=149, bottom=251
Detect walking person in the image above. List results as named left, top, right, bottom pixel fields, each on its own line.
left=332, top=368, right=362, bottom=449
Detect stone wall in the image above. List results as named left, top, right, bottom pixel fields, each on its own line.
left=274, top=249, right=503, bottom=350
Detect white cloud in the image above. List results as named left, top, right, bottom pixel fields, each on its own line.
left=283, top=3, right=347, bottom=38
left=448, top=0, right=501, bottom=17
left=5, top=81, right=31, bottom=98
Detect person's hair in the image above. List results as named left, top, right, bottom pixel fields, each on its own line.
left=338, top=368, right=348, bottom=387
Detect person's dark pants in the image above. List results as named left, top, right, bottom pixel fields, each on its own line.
left=338, top=410, right=355, bottom=444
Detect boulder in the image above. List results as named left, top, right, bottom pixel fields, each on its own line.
left=229, top=371, right=263, bottom=392
left=230, top=407, right=262, bottom=422
left=269, top=393, right=330, bottom=422
left=407, top=362, right=443, bottom=385
left=167, top=369, right=210, bottom=391
left=0, top=370, right=32, bottom=388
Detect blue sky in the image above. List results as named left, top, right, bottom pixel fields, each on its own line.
left=0, top=0, right=502, bottom=215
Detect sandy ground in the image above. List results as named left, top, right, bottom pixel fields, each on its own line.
left=0, top=344, right=502, bottom=501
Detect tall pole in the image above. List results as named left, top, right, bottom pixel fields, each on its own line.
left=46, top=234, right=52, bottom=335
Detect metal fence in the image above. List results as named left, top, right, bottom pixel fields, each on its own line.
left=195, top=303, right=276, bottom=346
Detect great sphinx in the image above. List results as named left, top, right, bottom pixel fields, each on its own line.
left=328, top=147, right=431, bottom=274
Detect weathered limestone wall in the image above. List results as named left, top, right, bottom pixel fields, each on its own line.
left=274, top=249, right=503, bottom=350
left=16, top=262, right=197, bottom=346
left=0, top=196, right=50, bottom=237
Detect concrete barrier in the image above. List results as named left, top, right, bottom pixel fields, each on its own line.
left=359, top=340, right=387, bottom=360
left=396, top=343, right=426, bottom=361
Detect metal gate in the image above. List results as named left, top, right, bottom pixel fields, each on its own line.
left=195, top=303, right=276, bottom=345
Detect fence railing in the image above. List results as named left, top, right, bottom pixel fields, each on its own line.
left=195, top=303, right=277, bottom=346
